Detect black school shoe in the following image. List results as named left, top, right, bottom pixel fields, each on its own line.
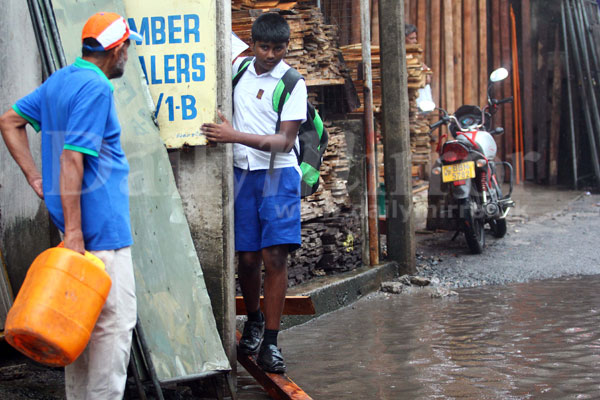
left=238, top=320, right=265, bottom=355
left=257, top=344, right=286, bottom=374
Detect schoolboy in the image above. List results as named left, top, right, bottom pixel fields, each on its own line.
left=202, top=12, right=307, bottom=373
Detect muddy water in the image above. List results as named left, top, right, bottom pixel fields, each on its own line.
left=273, top=276, right=600, bottom=399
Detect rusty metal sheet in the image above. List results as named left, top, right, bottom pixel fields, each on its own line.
left=51, top=0, right=230, bottom=381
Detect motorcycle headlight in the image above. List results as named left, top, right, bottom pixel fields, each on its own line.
left=432, top=167, right=442, bottom=175
left=476, top=159, right=488, bottom=168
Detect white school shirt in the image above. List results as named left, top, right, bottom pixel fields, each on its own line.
left=232, top=57, right=307, bottom=172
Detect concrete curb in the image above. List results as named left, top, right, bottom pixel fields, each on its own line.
left=281, top=262, right=399, bottom=329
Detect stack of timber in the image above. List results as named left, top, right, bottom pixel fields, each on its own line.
left=231, top=0, right=346, bottom=86
left=407, top=45, right=432, bottom=172
left=287, top=123, right=362, bottom=285
left=370, top=45, right=430, bottom=186
left=339, top=44, right=381, bottom=113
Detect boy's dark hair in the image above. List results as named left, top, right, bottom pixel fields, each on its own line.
left=405, top=23, right=418, bottom=37
left=251, top=13, right=290, bottom=43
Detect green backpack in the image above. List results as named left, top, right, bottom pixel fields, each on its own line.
left=232, top=56, right=329, bottom=198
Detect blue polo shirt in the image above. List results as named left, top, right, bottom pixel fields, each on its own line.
left=13, top=57, right=132, bottom=251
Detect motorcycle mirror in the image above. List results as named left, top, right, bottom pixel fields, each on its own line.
left=418, top=100, right=436, bottom=113
left=490, top=68, right=509, bottom=83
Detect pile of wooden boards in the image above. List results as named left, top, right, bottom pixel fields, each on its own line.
left=288, top=123, right=362, bottom=285
left=231, top=0, right=346, bottom=86
left=407, top=45, right=433, bottom=171
left=339, top=44, right=381, bottom=113
left=355, top=44, right=431, bottom=186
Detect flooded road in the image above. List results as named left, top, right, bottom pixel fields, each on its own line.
left=275, top=275, right=600, bottom=399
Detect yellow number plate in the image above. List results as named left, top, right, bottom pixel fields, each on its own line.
left=442, top=161, right=476, bottom=182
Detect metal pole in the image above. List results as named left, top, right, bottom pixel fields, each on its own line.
left=572, top=0, right=600, bottom=165
left=378, top=0, right=415, bottom=273
left=27, top=0, right=56, bottom=74
left=42, top=0, right=67, bottom=68
left=577, top=0, right=600, bottom=94
left=134, top=318, right=165, bottom=400
left=565, top=0, right=600, bottom=183
left=561, top=1, right=579, bottom=189
left=127, top=353, right=148, bottom=400
left=360, top=0, right=379, bottom=266
left=26, top=0, right=50, bottom=79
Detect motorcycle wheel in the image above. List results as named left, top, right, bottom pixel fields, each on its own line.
left=489, top=218, right=507, bottom=238
left=460, top=196, right=485, bottom=254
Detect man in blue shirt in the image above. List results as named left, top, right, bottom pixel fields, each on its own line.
left=0, top=12, right=142, bottom=399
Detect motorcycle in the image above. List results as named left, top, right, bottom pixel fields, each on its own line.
left=420, top=67, right=516, bottom=254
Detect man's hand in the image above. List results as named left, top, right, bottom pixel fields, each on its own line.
left=27, top=174, right=43, bottom=199
left=201, top=111, right=239, bottom=144
left=0, top=109, right=44, bottom=199
left=64, top=229, right=85, bottom=255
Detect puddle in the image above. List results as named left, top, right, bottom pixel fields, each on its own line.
left=273, top=276, right=600, bottom=399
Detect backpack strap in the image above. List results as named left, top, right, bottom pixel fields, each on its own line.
left=269, top=67, right=304, bottom=172
left=232, top=56, right=254, bottom=89
left=231, top=56, right=254, bottom=121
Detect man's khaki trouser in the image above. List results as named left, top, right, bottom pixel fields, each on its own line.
left=65, top=247, right=137, bottom=400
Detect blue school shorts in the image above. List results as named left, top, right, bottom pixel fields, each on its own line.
left=234, top=167, right=301, bottom=252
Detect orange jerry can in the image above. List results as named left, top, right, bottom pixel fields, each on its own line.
left=4, top=247, right=111, bottom=367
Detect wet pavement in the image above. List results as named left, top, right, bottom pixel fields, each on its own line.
left=239, top=186, right=600, bottom=399
left=276, top=275, right=600, bottom=399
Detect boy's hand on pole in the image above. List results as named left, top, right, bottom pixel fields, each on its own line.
left=201, top=110, right=238, bottom=144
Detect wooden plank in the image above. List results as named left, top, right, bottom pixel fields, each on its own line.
left=306, top=78, right=345, bottom=87
left=535, top=39, right=549, bottom=182
left=491, top=0, right=504, bottom=161
left=441, top=11, right=447, bottom=113
left=351, top=0, right=361, bottom=44
left=371, top=0, right=380, bottom=46
left=500, top=0, right=514, bottom=165
left=417, top=0, right=427, bottom=56
left=463, top=0, right=477, bottom=105
left=478, top=0, right=488, bottom=106
left=410, top=0, right=418, bottom=26
left=236, top=296, right=316, bottom=316
left=443, top=0, right=455, bottom=114
left=549, top=30, right=562, bottom=185
left=404, top=0, right=410, bottom=22
left=521, top=0, right=535, bottom=180
left=453, top=0, right=463, bottom=108
left=236, top=331, right=313, bottom=400
left=511, top=5, right=523, bottom=184
left=430, top=0, right=442, bottom=106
